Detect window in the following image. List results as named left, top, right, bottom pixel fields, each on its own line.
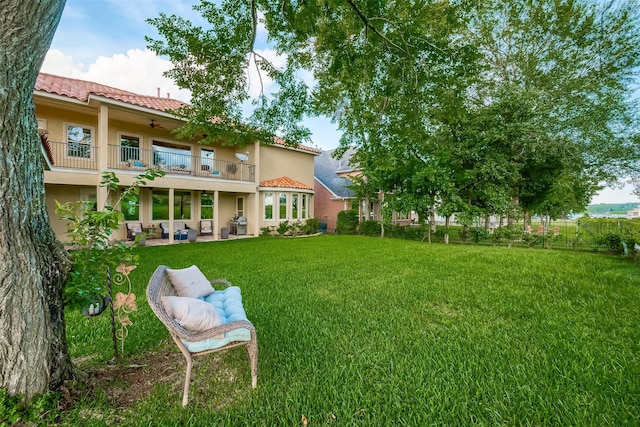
left=80, top=188, right=97, bottom=211
left=120, top=135, right=140, bottom=162
left=397, top=211, right=409, bottom=220
left=279, top=193, right=287, bottom=220
left=301, top=194, right=307, bottom=219
left=175, top=191, right=192, bottom=220
left=236, top=197, right=244, bottom=217
left=152, top=190, right=191, bottom=220
left=122, top=194, right=140, bottom=221
left=201, top=193, right=214, bottom=219
left=201, top=148, right=215, bottom=172
left=66, top=124, right=93, bottom=158
left=152, top=190, right=169, bottom=220
left=292, top=194, right=299, bottom=219
left=153, top=140, right=191, bottom=169
left=264, top=192, right=273, bottom=220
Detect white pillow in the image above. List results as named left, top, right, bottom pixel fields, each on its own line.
left=161, top=296, right=224, bottom=336
left=166, top=265, right=215, bottom=298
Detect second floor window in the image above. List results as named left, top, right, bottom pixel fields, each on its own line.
left=153, top=141, right=192, bottom=170
left=66, top=124, right=92, bottom=159
left=120, top=135, right=140, bottom=162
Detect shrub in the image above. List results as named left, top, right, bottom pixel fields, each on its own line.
left=336, top=210, right=359, bottom=235
left=471, top=227, right=490, bottom=244
left=522, top=233, right=541, bottom=248
left=304, top=218, right=321, bottom=234
left=360, top=220, right=382, bottom=236
left=277, top=221, right=290, bottom=236
left=598, top=232, right=624, bottom=254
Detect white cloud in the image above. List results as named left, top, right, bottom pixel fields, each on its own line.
left=41, top=46, right=340, bottom=150
left=41, top=48, right=191, bottom=103
left=40, top=49, right=87, bottom=76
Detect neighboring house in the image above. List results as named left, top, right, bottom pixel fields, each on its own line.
left=627, top=207, right=640, bottom=219
left=314, top=148, right=445, bottom=230
left=313, top=149, right=357, bottom=232
left=36, top=73, right=319, bottom=242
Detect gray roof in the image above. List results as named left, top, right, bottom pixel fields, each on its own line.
left=314, top=148, right=357, bottom=199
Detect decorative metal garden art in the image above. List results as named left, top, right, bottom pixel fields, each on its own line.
left=56, top=169, right=164, bottom=360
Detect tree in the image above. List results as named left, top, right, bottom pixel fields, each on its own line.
left=459, top=0, right=640, bottom=216
left=0, top=0, right=72, bottom=400
left=147, top=0, right=472, bottom=147
left=149, top=0, right=639, bottom=230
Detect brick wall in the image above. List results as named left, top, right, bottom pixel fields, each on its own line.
left=313, top=179, right=351, bottom=232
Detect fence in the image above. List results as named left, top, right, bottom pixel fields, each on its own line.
left=360, top=217, right=640, bottom=255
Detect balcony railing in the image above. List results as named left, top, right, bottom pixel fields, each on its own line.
left=45, top=141, right=256, bottom=182
left=46, top=140, right=98, bottom=170
left=108, top=145, right=255, bottom=181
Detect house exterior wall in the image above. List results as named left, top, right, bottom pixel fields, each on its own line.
left=313, top=178, right=353, bottom=232
left=259, top=144, right=315, bottom=186
left=35, top=78, right=317, bottom=243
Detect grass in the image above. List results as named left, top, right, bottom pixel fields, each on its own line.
left=59, top=235, right=640, bottom=425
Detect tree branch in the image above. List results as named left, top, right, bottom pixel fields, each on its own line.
left=345, top=0, right=408, bottom=54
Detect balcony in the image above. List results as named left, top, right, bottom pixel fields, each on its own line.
left=45, top=141, right=255, bottom=182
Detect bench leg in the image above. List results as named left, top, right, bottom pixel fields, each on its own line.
left=247, top=337, right=258, bottom=389
left=182, top=355, right=193, bottom=407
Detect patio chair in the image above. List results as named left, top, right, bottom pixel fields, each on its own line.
left=200, top=220, right=213, bottom=236
left=146, top=265, right=258, bottom=406
left=160, top=222, right=186, bottom=238
left=124, top=221, right=143, bottom=241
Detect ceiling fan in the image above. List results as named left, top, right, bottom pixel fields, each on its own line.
left=149, top=119, right=165, bottom=129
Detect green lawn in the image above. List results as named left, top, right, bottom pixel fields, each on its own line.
left=59, top=235, right=640, bottom=425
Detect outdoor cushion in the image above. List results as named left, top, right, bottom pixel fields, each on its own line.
left=166, top=265, right=215, bottom=299
left=161, top=296, right=224, bottom=336
left=180, top=286, right=251, bottom=352
left=146, top=265, right=258, bottom=406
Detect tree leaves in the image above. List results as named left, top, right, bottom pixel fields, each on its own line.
left=147, top=0, right=640, bottom=219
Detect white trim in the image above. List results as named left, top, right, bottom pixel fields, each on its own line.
left=259, top=186, right=314, bottom=194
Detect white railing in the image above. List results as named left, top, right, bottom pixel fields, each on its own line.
left=44, top=141, right=256, bottom=182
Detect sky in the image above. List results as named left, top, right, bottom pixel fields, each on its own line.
left=40, top=0, right=639, bottom=206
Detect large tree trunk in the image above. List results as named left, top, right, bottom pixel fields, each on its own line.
left=0, top=0, right=73, bottom=401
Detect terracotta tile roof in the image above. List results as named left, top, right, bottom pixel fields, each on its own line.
left=39, top=129, right=54, bottom=166
left=35, top=73, right=321, bottom=153
left=260, top=176, right=313, bottom=190
left=273, top=136, right=321, bottom=154
left=35, top=72, right=186, bottom=112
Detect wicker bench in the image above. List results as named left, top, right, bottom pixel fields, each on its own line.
left=146, top=265, right=258, bottom=406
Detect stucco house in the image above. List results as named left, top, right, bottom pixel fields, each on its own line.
left=36, top=73, right=319, bottom=243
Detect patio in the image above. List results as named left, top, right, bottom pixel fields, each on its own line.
left=139, top=233, right=255, bottom=246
